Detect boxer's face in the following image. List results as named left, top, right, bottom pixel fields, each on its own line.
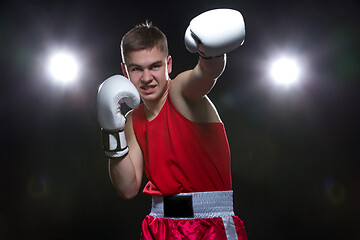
left=122, top=47, right=172, bottom=103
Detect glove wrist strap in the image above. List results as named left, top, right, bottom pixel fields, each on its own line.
left=101, top=129, right=129, bottom=158
left=198, top=51, right=225, bottom=60
left=198, top=50, right=212, bottom=59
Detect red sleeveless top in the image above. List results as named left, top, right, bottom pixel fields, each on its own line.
left=132, top=94, right=232, bottom=196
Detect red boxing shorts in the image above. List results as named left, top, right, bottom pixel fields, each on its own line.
left=141, top=191, right=248, bottom=240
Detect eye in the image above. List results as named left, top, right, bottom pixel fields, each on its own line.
left=131, top=67, right=141, bottom=72
left=151, top=65, right=160, bottom=70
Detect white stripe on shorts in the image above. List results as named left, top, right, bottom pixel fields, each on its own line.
left=149, top=190, right=239, bottom=240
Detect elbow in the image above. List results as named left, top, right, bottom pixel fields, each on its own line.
left=120, top=193, right=137, bottom=200
left=117, top=188, right=139, bottom=200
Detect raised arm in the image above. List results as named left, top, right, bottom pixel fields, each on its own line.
left=173, top=9, right=245, bottom=101
left=175, top=56, right=226, bottom=101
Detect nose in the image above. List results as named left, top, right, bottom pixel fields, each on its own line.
left=141, top=69, right=153, bottom=83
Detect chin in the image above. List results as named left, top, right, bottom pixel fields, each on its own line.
left=140, top=93, right=155, bottom=101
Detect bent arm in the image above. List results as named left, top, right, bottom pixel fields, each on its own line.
left=108, top=112, right=143, bottom=200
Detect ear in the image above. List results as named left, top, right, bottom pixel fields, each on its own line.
left=167, top=55, right=172, bottom=74
left=121, top=63, right=129, bottom=78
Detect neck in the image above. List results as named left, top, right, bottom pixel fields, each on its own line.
left=143, top=81, right=170, bottom=121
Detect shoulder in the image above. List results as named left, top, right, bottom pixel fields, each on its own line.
left=125, top=109, right=133, bottom=119
left=169, top=78, right=221, bottom=123
left=125, top=104, right=144, bottom=120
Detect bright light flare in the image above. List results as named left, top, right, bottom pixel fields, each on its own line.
left=270, top=57, right=301, bottom=85
left=47, top=51, right=80, bottom=84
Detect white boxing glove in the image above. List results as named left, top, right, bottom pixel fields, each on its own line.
left=185, top=8, right=245, bottom=58
left=97, top=75, right=140, bottom=158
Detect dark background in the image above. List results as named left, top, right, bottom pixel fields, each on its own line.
left=1, top=0, right=359, bottom=239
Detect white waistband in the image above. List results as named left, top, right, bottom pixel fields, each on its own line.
left=150, top=190, right=235, bottom=219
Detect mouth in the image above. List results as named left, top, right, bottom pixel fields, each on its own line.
left=140, top=84, right=157, bottom=93
left=141, top=85, right=156, bottom=90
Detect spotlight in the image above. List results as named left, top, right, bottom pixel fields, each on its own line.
left=269, top=56, right=301, bottom=86
left=47, top=50, right=80, bottom=85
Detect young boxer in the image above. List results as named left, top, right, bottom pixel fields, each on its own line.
left=97, top=9, right=247, bottom=239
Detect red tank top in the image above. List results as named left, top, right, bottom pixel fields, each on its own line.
left=132, top=94, right=232, bottom=196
